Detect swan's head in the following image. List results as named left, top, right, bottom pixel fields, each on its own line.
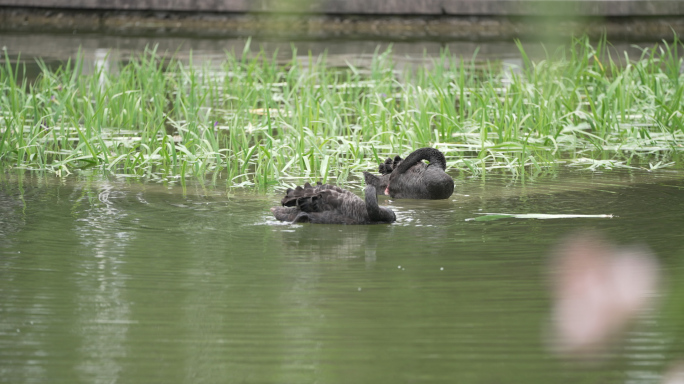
left=385, top=207, right=397, bottom=222
left=376, top=205, right=396, bottom=223
left=386, top=171, right=399, bottom=195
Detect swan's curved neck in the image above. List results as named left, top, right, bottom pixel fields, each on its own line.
left=393, top=147, right=446, bottom=174
left=364, top=185, right=386, bottom=221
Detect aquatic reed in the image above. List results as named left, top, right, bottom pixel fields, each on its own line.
left=0, top=36, right=682, bottom=187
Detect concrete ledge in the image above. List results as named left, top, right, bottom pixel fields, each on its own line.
left=1, top=3, right=682, bottom=77
left=1, top=5, right=684, bottom=41
left=1, top=0, right=683, bottom=16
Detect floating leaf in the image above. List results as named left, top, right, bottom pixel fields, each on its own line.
left=466, top=213, right=613, bottom=222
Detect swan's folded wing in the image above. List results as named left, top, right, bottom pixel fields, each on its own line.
left=379, top=157, right=393, bottom=174
left=281, top=182, right=322, bottom=207
left=378, top=156, right=403, bottom=175
left=305, top=188, right=358, bottom=213
left=281, top=183, right=355, bottom=213
left=281, top=185, right=306, bottom=207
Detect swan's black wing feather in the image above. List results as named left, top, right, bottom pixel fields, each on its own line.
left=280, top=182, right=356, bottom=213
left=378, top=155, right=403, bottom=175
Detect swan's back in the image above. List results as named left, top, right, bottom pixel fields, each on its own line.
left=272, top=182, right=394, bottom=224
left=390, top=165, right=453, bottom=199
left=281, top=182, right=355, bottom=213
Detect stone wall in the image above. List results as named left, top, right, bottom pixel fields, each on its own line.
left=1, top=1, right=683, bottom=40
left=0, top=0, right=683, bottom=16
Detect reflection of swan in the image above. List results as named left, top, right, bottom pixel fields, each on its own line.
left=271, top=182, right=396, bottom=224
left=363, top=147, right=454, bottom=199
left=270, top=223, right=393, bottom=264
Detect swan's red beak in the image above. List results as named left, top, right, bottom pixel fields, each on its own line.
left=384, top=186, right=390, bottom=195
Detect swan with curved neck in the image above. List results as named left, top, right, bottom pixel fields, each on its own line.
left=271, top=182, right=396, bottom=224
left=363, top=147, right=454, bottom=200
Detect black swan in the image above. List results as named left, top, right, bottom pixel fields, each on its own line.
left=363, top=147, right=454, bottom=199
left=271, top=182, right=396, bottom=225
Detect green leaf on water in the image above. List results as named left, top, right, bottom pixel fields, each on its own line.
left=466, top=214, right=514, bottom=222
left=466, top=213, right=613, bottom=222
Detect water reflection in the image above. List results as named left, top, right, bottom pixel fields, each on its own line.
left=0, top=31, right=661, bottom=79
left=93, top=48, right=113, bottom=91
left=269, top=223, right=395, bottom=264
left=72, top=183, right=133, bottom=383
left=1, top=169, right=684, bottom=383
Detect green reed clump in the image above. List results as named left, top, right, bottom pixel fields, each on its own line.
left=1, top=36, right=683, bottom=187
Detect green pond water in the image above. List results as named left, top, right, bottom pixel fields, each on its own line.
left=2, top=169, right=684, bottom=383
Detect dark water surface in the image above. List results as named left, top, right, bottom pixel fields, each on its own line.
left=2, top=169, right=684, bottom=383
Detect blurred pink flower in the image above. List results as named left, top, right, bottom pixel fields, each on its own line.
left=663, top=362, right=684, bottom=384
left=548, top=232, right=660, bottom=357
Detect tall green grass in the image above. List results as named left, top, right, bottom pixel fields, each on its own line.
left=1, top=36, right=683, bottom=188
